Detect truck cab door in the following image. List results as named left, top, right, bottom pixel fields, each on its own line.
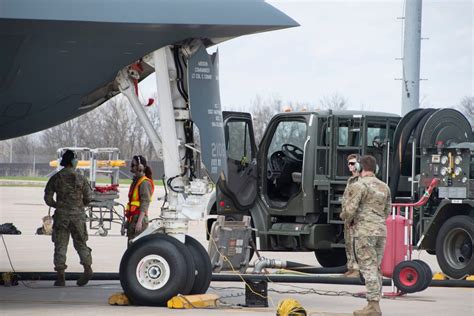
left=260, top=113, right=315, bottom=216
left=217, top=111, right=258, bottom=214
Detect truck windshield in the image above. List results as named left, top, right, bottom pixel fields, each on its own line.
left=267, top=120, right=307, bottom=157
left=367, top=124, right=391, bottom=147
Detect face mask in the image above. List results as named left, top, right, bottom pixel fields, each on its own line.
left=71, top=158, right=78, bottom=169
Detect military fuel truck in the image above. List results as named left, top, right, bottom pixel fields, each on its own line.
left=211, top=108, right=474, bottom=279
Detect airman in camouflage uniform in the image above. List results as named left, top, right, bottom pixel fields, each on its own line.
left=44, top=150, right=93, bottom=287
left=341, top=153, right=360, bottom=277
left=341, top=155, right=391, bottom=316
left=126, top=155, right=154, bottom=245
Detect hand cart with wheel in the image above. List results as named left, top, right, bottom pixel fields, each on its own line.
left=88, top=185, right=126, bottom=236
left=381, top=178, right=439, bottom=296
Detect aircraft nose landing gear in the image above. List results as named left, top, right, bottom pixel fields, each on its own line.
left=120, top=234, right=196, bottom=306
left=117, top=45, right=219, bottom=306
left=120, top=234, right=213, bottom=306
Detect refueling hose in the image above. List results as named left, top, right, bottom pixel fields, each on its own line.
left=284, top=261, right=348, bottom=274
left=389, top=109, right=434, bottom=200
left=5, top=272, right=473, bottom=288
left=252, top=257, right=347, bottom=274
left=412, top=108, right=437, bottom=174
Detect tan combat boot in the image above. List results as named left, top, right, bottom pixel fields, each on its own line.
left=54, top=270, right=65, bottom=287
left=345, top=269, right=360, bottom=278
left=353, top=300, right=382, bottom=316
left=77, top=265, right=93, bottom=286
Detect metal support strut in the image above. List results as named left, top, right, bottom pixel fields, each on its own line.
left=117, top=45, right=212, bottom=244
left=116, top=69, right=163, bottom=159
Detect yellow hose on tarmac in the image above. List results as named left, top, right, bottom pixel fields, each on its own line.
left=276, top=298, right=307, bottom=316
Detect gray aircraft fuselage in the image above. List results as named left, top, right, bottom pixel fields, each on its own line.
left=0, top=0, right=298, bottom=140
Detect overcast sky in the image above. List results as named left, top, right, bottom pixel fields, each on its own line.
left=138, top=0, right=472, bottom=115
left=212, top=0, right=472, bottom=115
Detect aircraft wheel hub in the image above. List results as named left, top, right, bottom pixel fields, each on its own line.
left=136, top=254, right=170, bottom=290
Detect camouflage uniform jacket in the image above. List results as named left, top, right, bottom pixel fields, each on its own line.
left=341, top=174, right=391, bottom=237
left=340, top=175, right=359, bottom=220
left=44, top=167, right=92, bottom=216
left=348, top=175, right=359, bottom=185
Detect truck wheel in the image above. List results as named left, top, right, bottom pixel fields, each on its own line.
left=119, top=234, right=195, bottom=306
left=435, top=215, right=474, bottom=279
left=412, top=259, right=432, bottom=291
left=314, top=248, right=347, bottom=268
left=185, top=235, right=212, bottom=294
left=393, top=260, right=426, bottom=293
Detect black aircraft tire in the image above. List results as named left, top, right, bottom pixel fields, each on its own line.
left=435, top=215, right=474, bottom=279
left=119, top=234, right=195, bottom=306
left=412, top=259, right=432, bottom=291
left=393, top=260, right=426, bottom=293
left=314, top=248, right=347, bottom=268
left=185, top=235, right=212, bottom=294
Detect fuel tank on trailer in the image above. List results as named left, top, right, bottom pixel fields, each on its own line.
left=381, top=215, right=408, bottom=278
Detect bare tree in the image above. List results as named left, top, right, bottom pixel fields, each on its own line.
left=0, top=92, right=163, bottom=169
left=142, top=101, right=161, bottom=160
left=319, top=93, right=348, bottom=111
left=249, top=95, right=282, bottom=144
left=286, top=101, right=310, bottom=112
left=456, top=96, right=474, bottom=127
left=41, top=119, right=81, bottom=156
left=223, top=94, right=313, bottom=144
left=9, top=134, right=40, bottom=163
left=0, top=140, right=13, bottom=163
left=38, top=94, right=161, bottom=162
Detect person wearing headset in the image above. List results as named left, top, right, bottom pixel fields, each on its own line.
left=44, top=149, right=93, bottom=287
left=341, top=155, right=391, bottom=316
left=340, top=153, right=360, bottom=278
left=126, top=155, right=154, bottom=244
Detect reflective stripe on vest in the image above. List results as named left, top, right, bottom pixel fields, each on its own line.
left=126, top=176, right=154, bottom=220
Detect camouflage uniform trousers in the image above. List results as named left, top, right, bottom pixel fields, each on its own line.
left=126, top=214, right=149, bottom=245
left=52, top=213, right=92, bottom=271
left=354, top=235, right=386, bottom=301
left=344, top=223, right=359, bottom=271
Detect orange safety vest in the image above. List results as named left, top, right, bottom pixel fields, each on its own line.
left=126, top=176, right=154, bottom=221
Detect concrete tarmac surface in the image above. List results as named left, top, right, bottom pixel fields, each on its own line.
left=1, top=185, right=473, bottom=315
